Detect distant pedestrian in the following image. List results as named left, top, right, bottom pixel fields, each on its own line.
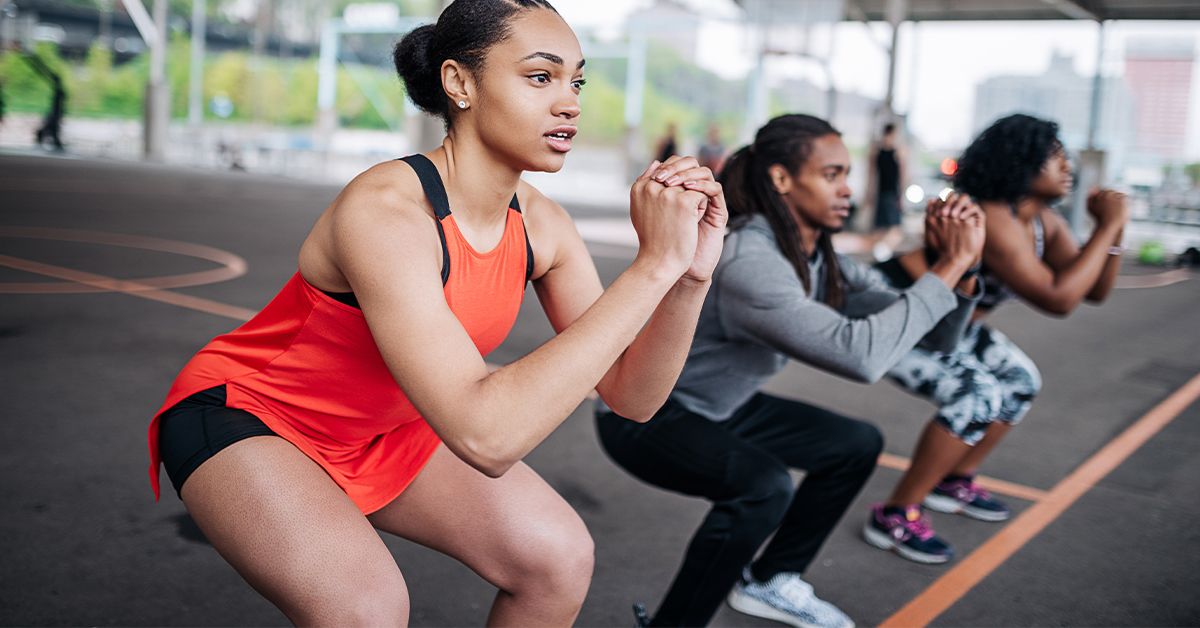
left=21, top=53, right=67, bottom=151
left=697, top=123, right=725, bottom=174
left=868, top=122, right=904, bottom=258
left=655, top=121, right=679, bottom=163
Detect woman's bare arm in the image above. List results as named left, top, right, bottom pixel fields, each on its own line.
left=332, top=163, right=705, bottom=478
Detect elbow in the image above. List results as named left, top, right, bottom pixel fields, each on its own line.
left=861, top=367, right=888, bottom=385
left=456, top=435, right=518, bottom=479
left=599, top=394, right=658, bottom=423
left=844, top=360, right=887, bottom=385
left=1035, top=293, right=1077, bottom=317
left=1042, top=300, right=1074, bottom=318
left=621, top=409, right=657, bottom=424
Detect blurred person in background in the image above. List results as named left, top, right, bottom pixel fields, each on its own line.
left=867, top=122, right=906, bottom=259
left=698, top=122, right=726, bottom=174
left=865, top=113, right=1129, bottom=564
left=656, top=121, right=680, bottom=164
left=21, top=52, right=66, bottom=151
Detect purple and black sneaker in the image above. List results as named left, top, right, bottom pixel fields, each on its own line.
left=863, top=504, right=953, bottom=564
left=924, top=475, right=1011, bottom=522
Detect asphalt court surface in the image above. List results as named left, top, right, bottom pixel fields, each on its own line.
left=1, top=152, right=1198, bottom=626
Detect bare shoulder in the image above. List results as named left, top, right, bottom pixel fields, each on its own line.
left=981, top=200, right=1030, bottom=259
left=321, top=161, right=442, bottom=282
left=516, top=178, right=573, bottom=231
left=516, top=180, right=583, bottom=277
left=982, top=201, right=1020, bottom=234
left=333, top=160, right=432, bottom=226
left=1038, top=207, right=1070, bottom=238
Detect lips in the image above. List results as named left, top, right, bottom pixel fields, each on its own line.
left=544, top=126, right=577, bottom=153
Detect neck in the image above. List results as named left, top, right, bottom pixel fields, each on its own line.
left=795, top=217, right=821, bottom=258
left=437, top=130, right=522, bottom=226
left=1013, top=196, right=1048, bottom=222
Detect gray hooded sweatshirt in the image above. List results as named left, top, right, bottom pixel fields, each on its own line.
left=669, top=214, right=980, bottom=421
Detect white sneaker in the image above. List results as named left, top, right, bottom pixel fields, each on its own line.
left=726, top=569, right=855, bottom=628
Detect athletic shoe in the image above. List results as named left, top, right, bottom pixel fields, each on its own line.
left=862, top=504, right=953, bottom=564
left=726, top=568, right=854, bottom=628
left=924, top=475, right=1011, bottom=522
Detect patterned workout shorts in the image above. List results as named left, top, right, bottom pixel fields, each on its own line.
left=887, top=323, right=1042, bottom=446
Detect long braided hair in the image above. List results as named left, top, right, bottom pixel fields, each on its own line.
left=718, top=114, right=846, bottom=309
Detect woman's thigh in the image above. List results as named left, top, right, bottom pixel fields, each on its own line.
left=181, top=436, right=407, bottom=625
left=366, top=445, right=593, bottom=595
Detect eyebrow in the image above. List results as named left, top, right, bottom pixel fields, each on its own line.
left=520, top=51, right=586, bottom=70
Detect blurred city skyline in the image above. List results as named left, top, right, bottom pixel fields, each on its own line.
left=558, top=1, right=1200, bottom=157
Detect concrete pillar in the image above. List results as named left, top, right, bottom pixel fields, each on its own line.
left=882, top=0, right=907, bottom=117
left=1071, top=20, right=1108, bottom=236
left=188, top=0, right=206, bottom=126
left=143, top=0, right=169, bottom=161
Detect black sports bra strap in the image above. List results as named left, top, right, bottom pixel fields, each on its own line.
left=399, top=154, right=452, bottom=284
left=399, top=154, right=452, bottom=220
left=508, top=193, right=535, bottom=282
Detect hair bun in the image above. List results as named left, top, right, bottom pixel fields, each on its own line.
left=393, top=24, right=446, bottom=117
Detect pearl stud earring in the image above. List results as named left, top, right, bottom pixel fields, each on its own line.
left=458, top=100, right=468, bottom=109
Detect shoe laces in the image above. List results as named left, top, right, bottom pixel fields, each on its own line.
left=902, top=509, right=935, bottom=541
left=955, top=479, right=991, bottom=502
left=776, top=574, right=814, bottom=605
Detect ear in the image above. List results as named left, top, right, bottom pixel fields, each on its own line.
left=767, top=164, right=793, bottom=195
left=441, top=59, right=475, bottom=109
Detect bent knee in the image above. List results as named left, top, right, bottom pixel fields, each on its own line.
left=722, top=460, right=795, bottom=527
left=292, top=570, right=409, bottom=626
left=942, top=372, right=1004, bottom=425
left=505, top=515, right=595, bottom=605
left=844, top=420, right=884, bottom=462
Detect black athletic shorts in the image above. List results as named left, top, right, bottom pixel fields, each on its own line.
left=158, top=385, right=278, bottom=498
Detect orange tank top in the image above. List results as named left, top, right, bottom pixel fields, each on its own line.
left=147, top=154, right=533, bottom=514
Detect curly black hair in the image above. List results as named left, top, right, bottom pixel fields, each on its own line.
left=953, top=114, right=1063, bottom=204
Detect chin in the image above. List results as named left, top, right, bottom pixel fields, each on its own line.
left=528, top=153, right=567, bottom=174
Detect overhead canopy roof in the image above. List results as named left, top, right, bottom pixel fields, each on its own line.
left=841, top=0, right=1200, bottom=22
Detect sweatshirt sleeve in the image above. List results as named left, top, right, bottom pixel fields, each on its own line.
left=916, top=277, right=984, bottom=353
left=716, top=246, right=959, bottom=383
left=841, top=253, right=983, bottom=354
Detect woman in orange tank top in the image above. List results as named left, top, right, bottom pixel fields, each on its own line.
left=147, top=0, right=728, bottom=625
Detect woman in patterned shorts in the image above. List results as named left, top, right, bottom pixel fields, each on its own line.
left=863, top=114, right=1130, bottom=564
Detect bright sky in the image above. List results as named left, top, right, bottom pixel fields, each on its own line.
left=552, top=0, right=1200, bottom=156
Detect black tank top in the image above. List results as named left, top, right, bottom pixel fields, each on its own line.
left=875, top=147, right=900, bottom=194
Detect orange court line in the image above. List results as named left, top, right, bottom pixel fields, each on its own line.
left=0, top=226, right=247, bottom=294
left=876, top=453, right=1048, bottom=503
left=881, top=370, right=1200, bottom=628
left=0, top=254, right=258, bottom=321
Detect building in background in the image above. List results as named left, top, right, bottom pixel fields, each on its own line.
left=626, top=0, right=702, bottom=61
left=972, top=51, right=1134, bottom=181
left=1124, top=37, right=1195, bottom=165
